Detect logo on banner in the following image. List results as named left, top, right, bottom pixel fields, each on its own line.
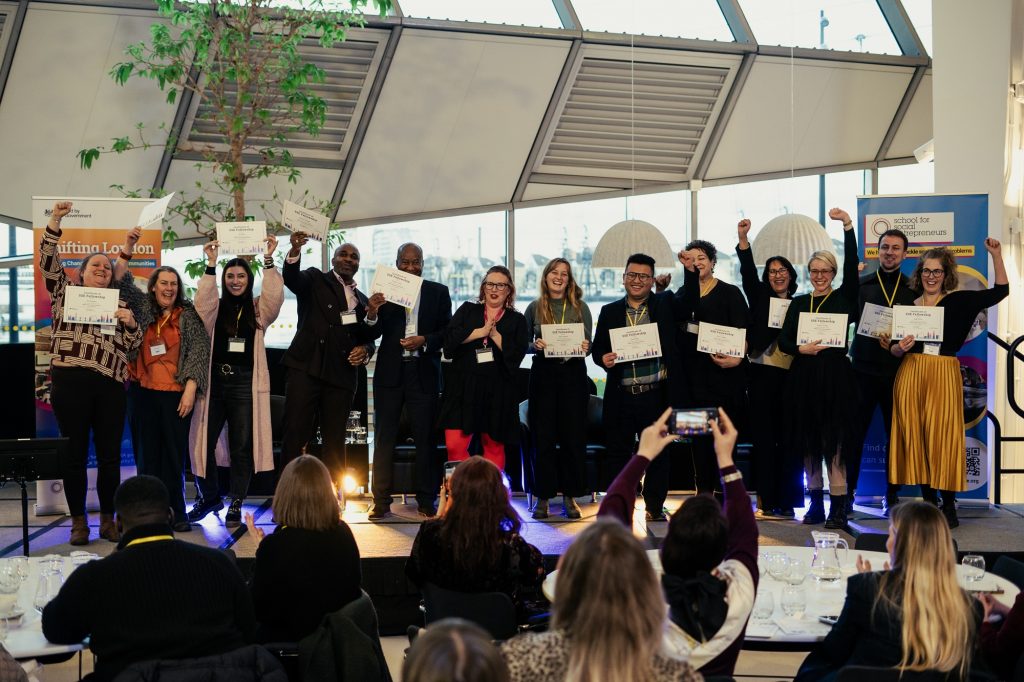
left=866, top=212, right=955, bottom=244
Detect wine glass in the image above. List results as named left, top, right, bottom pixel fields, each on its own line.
left=962, top=555, right=985, bottom=582
left=781, top=585, right=807, bottom=618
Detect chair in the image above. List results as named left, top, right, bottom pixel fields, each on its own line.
left=420, top=582, right=518, bottom=640
left=835, top=666, right=947, bottom=681
left=991, top=555, right=1024, bottom=592
left=298, top=590, right=392, bottom=682
left=854, top=533, right=888, bottom=553
left=112, top=644, right=287, bottom=681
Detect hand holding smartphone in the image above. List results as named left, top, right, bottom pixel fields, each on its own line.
left=667, top=408, right=720, bottom=437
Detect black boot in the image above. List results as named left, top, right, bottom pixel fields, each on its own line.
left=825, top=494, right=849, bottom=531
left=941, top=490, right=959, bottom=529
left=802, top=490, right=825, bottom=524
left=921, top=485, right=939, bottom=507
left=882, top=484, right=900, bottom=517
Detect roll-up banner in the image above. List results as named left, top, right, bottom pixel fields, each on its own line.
left=32, top=197, right=162, bottom=514
left=855, top=193, right=991, bottom=505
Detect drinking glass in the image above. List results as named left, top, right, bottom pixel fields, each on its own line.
left=786, top=557, right=808, bottom=585
left=757, top=552, right=768, bottom=577
left=33, top=571, right=62, bottom=614
left=962, top=555, right=986, bottom=582
left=781, top=585, right=807, bottom=618
left=752, top=591, right=775, bottom=621
left=766, top=553, right=789, bottom=582
left=8, top=557, right=29, bottom=584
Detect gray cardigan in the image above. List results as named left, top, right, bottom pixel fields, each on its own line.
left=132, top=299, right=211, bottom=396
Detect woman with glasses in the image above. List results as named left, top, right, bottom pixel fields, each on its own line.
left=440, top=266, right=529, bottom=470
left=736, top=219, right=802, bottom=519
left=524, top=258, right=592, bottom=519
left=888, top=240, right=1008, bottom=528
left=778, top=208, right=859, bottom=530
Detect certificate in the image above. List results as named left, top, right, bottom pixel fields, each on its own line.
left=767, top=297, right=791, bottom=329
left=540, top=323, right=585, bottom=359
left=696, top=322, right=745, bottom=358
left=137, top=192, right=174, bottom=229
left=856, top=302, right=894, bottom=339
left=216, top=221, right=267, bottom=256
left=63, top=286, right=119, bottom=326
left=796, top=312, right=849, bottom=348
left=370, top=265, right=422, bottom=308
left=609, top=324, right=662, bottom=363
left=892, top=305, right=944, bottom=342
left=281, top=200, right=330, bottom=241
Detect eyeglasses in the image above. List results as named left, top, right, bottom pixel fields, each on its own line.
left=623, top=272, right=653, bottom=282
left=809, top=269, right=834, bottom=276
left=483, top=281, right=509, bottom=291
left=767, top=268, right=789, bottom=276
left=921, top=268, right=945, bottom=278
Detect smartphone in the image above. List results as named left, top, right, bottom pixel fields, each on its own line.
left=668, top=408, right=719, bottom=437
left=443, top=461, right=459, bottom=483
left=818, top=615, right=839, bottom=626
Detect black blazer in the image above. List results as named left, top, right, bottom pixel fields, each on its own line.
left=281, top=262, right=381, bottom=389
left=372, top=280, right=452, bottom=392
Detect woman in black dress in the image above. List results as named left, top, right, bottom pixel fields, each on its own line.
left=440, top=266, right=529, bottom=471
left=735, top=219, right=801, bottom=518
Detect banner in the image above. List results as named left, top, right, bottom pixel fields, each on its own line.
left=32, top=197, right=162, bottom=513
left=856, top=193, right=991, bottom=504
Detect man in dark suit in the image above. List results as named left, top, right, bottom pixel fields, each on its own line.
left=591, top=253, right=694, bottom=521
left=366, top=243, right=452, bottom=519
left=281, top=234, right=380, bottom=482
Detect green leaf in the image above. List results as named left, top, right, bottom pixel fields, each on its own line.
left=77, top=148, right=100, bottom=169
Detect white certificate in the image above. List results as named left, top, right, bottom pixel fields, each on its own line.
left=137, top=192, right=174, bottom=229
left=892, top=305, right=944, bottom=342
left=696, top=322, right=745, bottom=358
left=768, top=297, right=792, bottom=329
left=281, top=200, right=330, bottom=241
left=856, top=302, right=894, bottom=339
left=370, top=265, right=423, bottom=308
left=796, top=312, right=849, bottom=348
left=63, top=286, right=119, bottom=326
left=216, top=221, right=267, bottom=256
left=609, top=323, right=662, bottom=363
left=540, top=323, right=585, bottom=359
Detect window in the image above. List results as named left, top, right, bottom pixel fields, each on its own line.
left=399, top=0, right=563, bottom=28
left=571, top=0, right=734, bottom=41
left=0, top=266, right=35, bottom=344
left=898, top=0, right=932, bottom=55
left=878, top=162, right=935, bottom=195
left=739, top=0, right=901, bottom=54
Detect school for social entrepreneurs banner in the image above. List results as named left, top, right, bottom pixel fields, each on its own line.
left=32, top=196, right=161, bottom=514
left=856, top=193, right=991, bottom=503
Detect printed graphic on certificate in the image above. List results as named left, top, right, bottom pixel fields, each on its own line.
left=540, top=323, right=585, bottom=358
left=696, top=322, right=745, bottom=358
left=892, top=305, right=944, bottom=342
left=370, top=265, right=423, bottom=308
left=216, top=221, right=267, bottom=256
left=281, top=200, right=330, bottom=242
left=796, top=312, right=849, bottom=348
left=609, top=323, right=662, bottom=363
left=63, top=286, right=119, bottom=326
left=768, top=297, right=792, bottom=329
left=856, top=302, right=894, bottom=338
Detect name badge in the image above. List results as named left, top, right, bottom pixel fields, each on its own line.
left=923, top=343, right=940, bottom=356
left=149, top=343, right=167, bottom=357
left=476, top=348, right=494, bottom=364
left=228, top=337, right=246, bottom=353
left=686, top=322, right=700, bottom=335
left=340, top=310, right=357, bottom=325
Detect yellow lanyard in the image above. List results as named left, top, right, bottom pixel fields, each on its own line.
left=556, top=300, right=567, bottom=324
left=877, top=271, right=901, bottom=307
left=626, top=304, right=647, bottom=327
left=809, top=290, right=833, bottom=313
left=155, top=311, right=171, bottom=338
left=125, top=535, right=173, bottom=548
left=700, top=278, right=717, bottom=298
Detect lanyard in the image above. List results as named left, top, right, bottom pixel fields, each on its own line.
left=483, top=307, right=504, bottom=347
left=555, top=300, right=567, bottom=324
left=809, top=290, right=833, bottom=313
left=155, top=311, right=171, bottom=338
left=233, top=305, right=244, bottom=336
left=626, top=304, right=647, bottom=327
left=877, top=271, right=901, bottom=307
left=125, top=535, right=173, bottom=548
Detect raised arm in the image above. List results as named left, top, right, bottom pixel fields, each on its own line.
left=282, top=232, right=312, bottom=296
left=256, top=236, right=285, bottom=327
left=828, top=208, right=859, bottom=301
left=39, top=202, right=73, bottom=297
left=736, top=219, right=762, bottom=306
left=713, top=409, right=758, bottom=582
left=598, top=408, right=677, bottom=525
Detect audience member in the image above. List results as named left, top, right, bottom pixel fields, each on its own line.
left=405, top=457, right=544, bottom=619
left=404, top=618, right=510, bottom=682
left=501, top=518, right=701, bottom=682
left=794, top=501, right=979, bottom=681
left=978, top=591, right=1024, bottom=680
left=41, top=476, right=255, bottom=682
left=246, top=455, right=361, bottom=643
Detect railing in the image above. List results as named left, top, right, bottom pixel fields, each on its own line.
left=989, top=333, right=1024, bottom=503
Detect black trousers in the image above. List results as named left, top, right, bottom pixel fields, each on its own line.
left=49, top=366, right=125, bottom=516
left=604, top=384, right=671, bottom=513
left=850, top=368, right=898, bottom=497
left=528, top=357, right=588, bottom=499
left=282, top=367, right=355, bottom=481
left=134, top=386, right=190, bottom=522
left=748, top=363, right=804, bottom=509
left=197, top=367, right=254, bottom=501
left=372, top=362, right=439, bottom=507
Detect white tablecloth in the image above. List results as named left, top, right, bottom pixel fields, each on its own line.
left=3, top=555, right=90, bottom=659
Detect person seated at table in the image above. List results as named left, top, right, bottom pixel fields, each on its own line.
left=500, top=518, right=701, bottom=682
left=404, top=618, right=510, bottom=682
left=977, top=591, right=1024, bottom=681
left=41, top=476, right=255, bottom=682
left=794, top=501, right=981, bottom=681
left=406, top=457, right=545, bottom=621
left=597, top=406, right=757, bottom=675
left=245, top=455, right=361, bottom=643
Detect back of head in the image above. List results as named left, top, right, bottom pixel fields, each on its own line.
left=271, top=455, right=340, bottom=532
left=443, top=458, right=520, bottom=573
left=115, top=476, right=170, bottom=528
left=402, top=618, right=509, bottom=682
left=552, top=518, right=665, bottom=682
left=661, top=494, right=727, bottom=577
left=884, top=501, right=974, bottom=675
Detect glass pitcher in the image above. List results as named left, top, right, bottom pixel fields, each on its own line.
left=810, top=530, right=848, bottom=581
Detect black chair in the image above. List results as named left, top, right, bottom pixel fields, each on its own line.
left=991, top=555, right=1024, bottom=592
left=112, top=644, right=287, bottom=681
left=855, top=532, right=957, bottom=556
left=835, top=666, right=990, bottom=681
left=421, top=582, right=518, bottom=640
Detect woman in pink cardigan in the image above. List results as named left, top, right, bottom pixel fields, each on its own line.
left=188, top=236, right=284, bottom=528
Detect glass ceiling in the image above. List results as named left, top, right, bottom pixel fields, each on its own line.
left=398, top=0, right=563, bottom=28
left=898, top=0, right=932, bottom=55
left=570, top=0, right=734, bottom=42
left=738, top=0, right=901, bottom=54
